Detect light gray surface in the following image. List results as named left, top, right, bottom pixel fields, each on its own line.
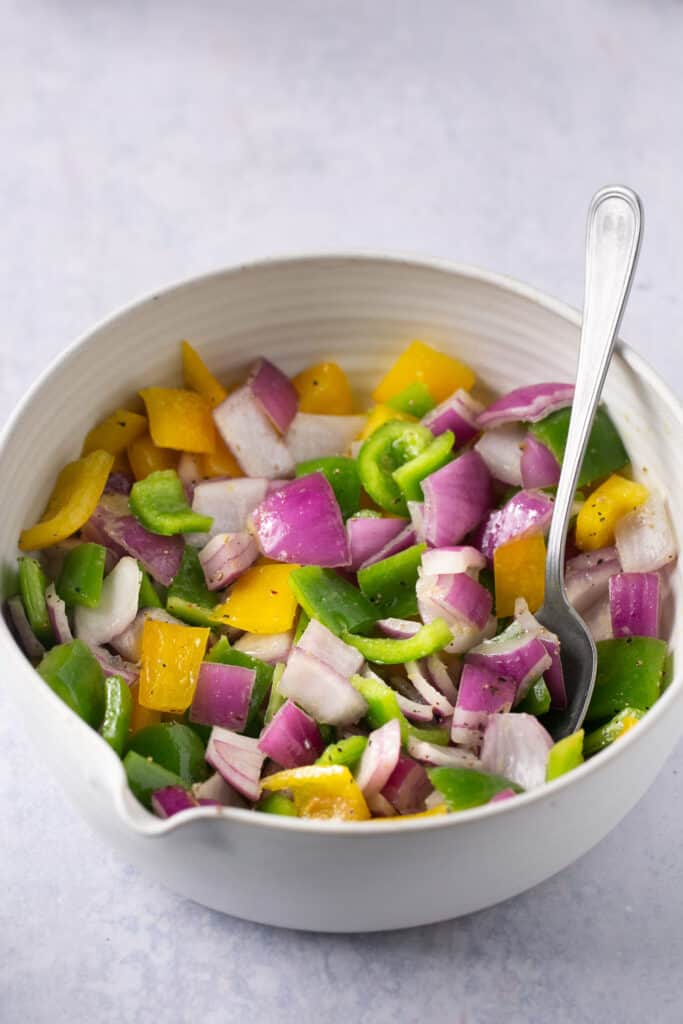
left=1, top=2, right=682, bottom=1020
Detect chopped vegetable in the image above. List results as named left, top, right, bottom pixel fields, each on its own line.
left=428, top=766, right=521, bottom=811
left=74, top=556, right=141, bottom=647
left=358, top=419, right=433, bottom=514
left=250, top=474, right=350, bottom=566
left=37, top=640, right=105, bottom=727
left=129, top=470, right=213, bottom=536
left=530, top=405, right=629, bottom=488
left=127, top=433, right=178, bottom=480
left=214, top=386, right=295, bottom=479
left=477, top=382, right=574, bottom=429
left=517, top=678, right=552, bottom=716
left=206, top=637, right=274, bottom=738
left=248, top=357, right=299, bottom=434
left=206, top=727, right=265, bottom=801
left=261, top=764, right=371, bottom=821
left=292, top=362, right=354, bottom=415
left=82, top=409, right=148, bottom=457
left=546, top=731, right=584, bottom=780
left=575, top=474, right=649, bottom=551
left=316, top=735, right=368, bottom=769
left=358, top=544, right=426, bottom=619
left=289, top=566, right=378, bottom=636
left=360, top=404, right=416, bottom=440
left=583, top=707, right=645, bottom=756
left=393, top=430, right=455, bottom=503
left=127, top=721, right=209, bottom=785
left=347, top=515, right=408, bottom=572
left=57, top=543, right=106, bottom=608
left=20, top=450, right=114, bottom=551
left=493, top=532, right=546, bottom=617
left=343, top=618, right=452, bottom=665
left=386, top=380, right=436, bottom=418
left=100, top=675, right=133, bottom=756
left=422, top=450, right=492, bottom=547
left=181, top=340, right=228, bottom=408
left=295, top=457, right=361, bottom=520
left=255, top=793, right=298, bottom=816
left=140, top=386, right=216, bottom=454
left=138, top=619, right=210, bottom=712
left=212, top=563, right=300, bottom=634
left=586, top=637, right=667, bottom=725
left=165, top=546, right=217, bottom=627
left=18, top=556, right=53, bottom=646
left=123, top=750, right=185, bottom=809
left=609, top=572, right=660, bottom=639
left=257, top=699, right=324, bottom=768
left=373, top=341, right=475, bottom=404
left=189, top=662, right=255, bottom=732
left=422, top=388, right=483, bottom=447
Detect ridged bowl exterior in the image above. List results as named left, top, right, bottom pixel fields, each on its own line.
left=1, top=255, right=681, bottom=932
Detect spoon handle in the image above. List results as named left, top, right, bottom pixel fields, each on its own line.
left=545, top=186, right=643, bottom=598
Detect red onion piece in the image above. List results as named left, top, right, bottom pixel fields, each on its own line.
left=520, top=435, right=561, bottom=489
left=395, top=692, right=435, bottom=723
left=406, top=737, right=481, bottom=769
left=424, top=655, right=459, bottom=704
left=565, top=546, right=621, bottom=614
left=199, top=532, right=259, bottom=590
left=489, top=788, right=517, bottom=804
left=279, top=648, right=367, bottom=726
left=233, top=630, right=293, bottom=664
left=45, top=583, right=73, bottom=644
left=190, top=478, right=269, bottom=543
left=86, top=500, right=184, bottom=586
left=356, top=718, right=402, bottom=797
left=89, top=646, right=139, bottom=685
left=427, top=573, right=492, bottom=630
left=151, top=786, right=198, bottom=818
left=250, top=473, right=350, bottom=567
left=423, top=450, right=492, bottom=547
left=457, top=662, right=517, bottom=714
left=405, top=660, right=454, bottom=719
left=110, top=607, right=181, bottom=662
left=480, top=713, right=553, bottom=790
left=257, top=699, right=324, bottom=768
left=513, top=598, right=566, bottom=709
left=285, top=412, right=366, bottom=463
left=298, top=618, right=364, bottom=678
left=474, top=423, right=526, bottom=486
left=422, top=388, right=483, bottom=446
left=407, top=501, right=426, bottom=543
left=346, top=516, right=407, bottom=572
left=206, top=727, right=265, bottom=801
left=477, top=490, right=554, bottom=561
left=74, top=556, right=141, bottom=647
left=466, top=624, right=551, bottom=697
left=193, top=771, right=246, bottom=807
left=421, top=546, right=486, bottom=578
left=376, top=618, right=421, bottom=639
left=358, top=523, right=417, bottom=569
left=6, top=596, right=45, bottom=660
left=248, top=357, right=299, bottom=434
left=190, top=662, right=255, bottom=731
left=104, top=472, right=134, bottom=496
left=381, top=753, right=432, bottom=814
left=477, top=382, right=575, bottom=429
left=614, top=495, right=677, bottom=573
left=450, top=707, right=489, bottom=751
left=214, top=385, right=295, bottom=479
left=609, top=572, right=661, bottom=639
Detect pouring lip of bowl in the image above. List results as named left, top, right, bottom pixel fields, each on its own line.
left=1, top=249, right=682, bottom=839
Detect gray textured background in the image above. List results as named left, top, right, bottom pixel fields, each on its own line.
left=2, top=3, right=682, bottom=1021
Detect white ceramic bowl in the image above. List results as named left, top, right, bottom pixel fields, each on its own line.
left=2, top=255, right=681, bottom=932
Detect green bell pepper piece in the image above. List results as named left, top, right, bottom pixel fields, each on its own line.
left=138, top=565, right=163, bottom=609
left=358, top=419, right=433, bottom=514
left=19, top=557, right=53, bottom=646
left=264, top=662, right=287, bottom=725
left=129, top=469, right=213, bottom=536
left=100, top=675, right=133, bottom=756
left=56, top=543, right=106, bottom=609
left=351, top=673, right=409, bottom=743
left=166, top=545, right=217, bottom=627
left=427, top=766, right=522, bottom=811
left=386, top=380, right=437, bottom=418
left=123, top=750, right=185, bottom=810
left=586, top=637, right=667, bottom=725
left=530, top=406, right=628, bottom=488
left=126, top=721, right=209, bottom=785
left=661, top=651, right=675, bottom=694
left=295, top=458, right=361, bottom=520
left=546, top=730, right=584, bottom=780
left=392, top=431, right=455, bottom=502
left=517, top=678, right=552, bottom=717
left=37, top=639, right=106, bottom=727
left=289, top=566, right=378, bottom=636
left=207, top=636, right=273, bottom=737
left=182, top=709, right=212, bottom=746
left=255, top=793, right=298, bottom=816
left=343, top=618, right=452, bottom=665
left=357, top=543, right=426, bottom=619
left=583, top=707, right=645, bottom=757
left=315, top=734, right=368, bottom=769
left=293, top=608, right=310, bottom=644
left=406, top=724, right=451, bottom=746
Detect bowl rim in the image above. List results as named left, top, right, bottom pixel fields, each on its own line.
left=2, top=249, right=681, bottom=838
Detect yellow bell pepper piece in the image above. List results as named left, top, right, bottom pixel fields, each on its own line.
left=575, top=474, right=649, bottom=551
left=138, top=620, right=210, bottom=712
left=370, top=805, right=448, bottom=821
left=291, top=361, right=354, bottom=414
left=212, top=564, right=300, bottom=633
left=19, top=450, right=114, bottom=551
left=181, top=340, right=228, bottom=409
left=373, top=341, right=476, bottom=404
left=127, top=432, right=179, bottom=481
left=199, top=436, right=243, bottom=478
left=262, top=765, right=371, bottom=821
left=111, top=451, right=132, bottom=475
left=81, top=409, right=148, bottom=457
left=140, top=387, right=216, bottom=454
left=129, top=685, right=162, bottom=733
left=494, top=532, right=546, bottom=617
left=359, top=404, right=417, bottom=440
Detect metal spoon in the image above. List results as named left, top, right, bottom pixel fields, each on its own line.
left=537, top=185, right=643, bottom=740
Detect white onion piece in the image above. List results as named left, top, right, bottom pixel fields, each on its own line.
left=615, top=494, right=677, bottom=573
left=45, top=583, right=73, bottom=644
left=581, top=598, right=613, bottom=642
left=285, top=412, right=366, bottom=462
left=75, top=557, right=141, bottom=647
left=474, top=423, right=526, bottom=485
left=395, top=693, right=435, bottom=723
left=110, top=607, right=181, bottom=662
left=298, top=618, right=364, bottom=678
left=213, top=386, right=295, bottom=479
left=199, top=531, right=259, bottom=589
left=406, top=737, right=480, bottom=769
left=480, top=713, right=552, bottom=790
left=421, top=546, right=486, bottom=578
left=206, top=727, right=265, bottom=802
left=233, top=630, right=293, bottom=664
left=356, top=719, right=402, bottom=797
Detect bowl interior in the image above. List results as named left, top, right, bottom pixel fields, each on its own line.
left=1, top=254, right=681, bottom=831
